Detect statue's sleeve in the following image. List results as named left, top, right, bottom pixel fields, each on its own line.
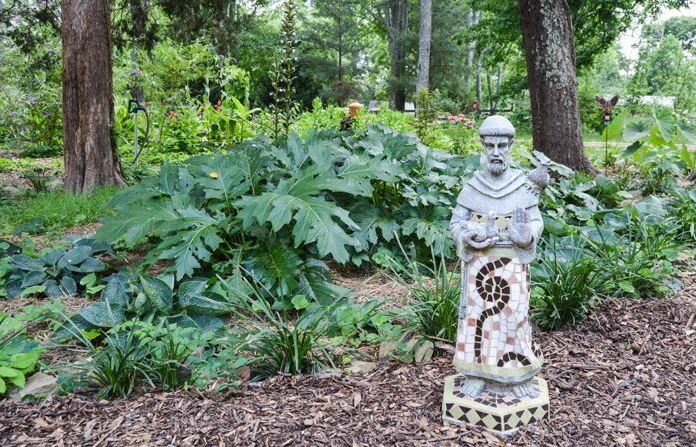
left=450, top=205, right=474, bottom=262
left=515, top=205, right=543, bottom=264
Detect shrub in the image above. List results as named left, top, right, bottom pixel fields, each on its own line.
left=88, top=331, right=157, bottom=398
left=96, top=127, right=474, bottom=302
left=403, top=255, right=459, bottom=343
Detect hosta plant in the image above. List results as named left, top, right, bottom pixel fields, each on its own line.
left=0, top=312, right=44, bottom=395
left=2, top=237, right=110, bottom=299
left=54, top=274, right=231, bottom=340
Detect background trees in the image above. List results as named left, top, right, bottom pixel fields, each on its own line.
left=0, top=0, right=695, bottom=182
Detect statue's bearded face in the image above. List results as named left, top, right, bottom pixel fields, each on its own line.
left=481, top=136, right=512, bottom=176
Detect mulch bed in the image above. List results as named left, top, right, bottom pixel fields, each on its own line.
left=1, top=289, right=694, bottom=446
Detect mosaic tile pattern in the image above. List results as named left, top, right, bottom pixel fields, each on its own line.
left=442, top=375, right=549, bottom=434
left=453, top=248, right=542, bottom=383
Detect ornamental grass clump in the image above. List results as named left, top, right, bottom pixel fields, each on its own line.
left=531, top=240, right=604, bottom=331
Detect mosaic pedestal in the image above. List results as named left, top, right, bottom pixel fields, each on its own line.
left=442, top=375, right=549, bottom=435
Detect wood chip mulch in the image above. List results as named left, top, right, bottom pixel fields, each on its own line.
left=1, top=291, right=693, bottom=447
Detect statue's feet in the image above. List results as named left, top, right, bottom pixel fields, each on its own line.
left=512, top=381, right=539, bottom=398
left=460, top=378, right=486, bottom=397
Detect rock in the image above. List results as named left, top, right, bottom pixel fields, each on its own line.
left=347, top=360, right=377, bottom=374
left=47, top=178, right=64, bottom=191
left=2, top=185, right=19, bottom=196
left=9, top=372, right=58, bottom=401
left=414, top=340, right=434, bottom=364
left=378, top=340, right=397, bottom=359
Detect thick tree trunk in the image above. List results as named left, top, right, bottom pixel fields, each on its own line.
left=385, top=0, right=408, bottom=111
left=62, top=0, right=125, bottom=193
left=415, top=0, right=432, bottom=93
left=518, top=0, right=595, bottom=172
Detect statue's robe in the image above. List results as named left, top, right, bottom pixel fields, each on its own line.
left=450, top=169, right=544, bottom=384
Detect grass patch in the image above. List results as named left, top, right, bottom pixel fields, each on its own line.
left=0, top=187, right=118, bottom=236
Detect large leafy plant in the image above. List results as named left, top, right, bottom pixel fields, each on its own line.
left=97, top=126, right=476, bottom=305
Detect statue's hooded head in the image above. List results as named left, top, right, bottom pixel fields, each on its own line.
left=479, top=115, right=515, bottom=176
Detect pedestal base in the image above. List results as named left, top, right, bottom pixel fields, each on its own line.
left=442, top=375, right=549, bottom=435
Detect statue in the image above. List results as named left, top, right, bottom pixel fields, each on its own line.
left=442, top=115, right=550, bottom=435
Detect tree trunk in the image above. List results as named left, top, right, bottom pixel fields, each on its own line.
left=62, top=0, right=125, bottom=193
left=463, top=10, right=480, bottom=101
left=337, top=14, right=343, bottom=83
left=416, top=0, right=432, bottom=93
left=493, top=65, right=503, bottom=111
left=385, top=0, right=408, bottom=111
left=518, top=0, right=595, bottom=172
left=476, top=55, right=483, bottom=106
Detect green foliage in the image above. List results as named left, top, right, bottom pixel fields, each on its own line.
left=114, top=92, right=258, bottom=164
left=415, top=89, right=436, bottom=143
left=621, top=108, right=694, bottom=193
left=19, top=167, right=56, bottom=193
left=55, top=274, right=230, bottom=339
left=0, top=38, right=62, bottom=154
left=531, top=240, right=604, bottom=331
left=2, top=238, right=111, bottom=299
left=97, top=127, right=475, bottom=301
left=267, top=0, right=301, bottom=141
left=586, top=206, right=680, bottom=298
left=667, top=189, right=696, bottom=244
left=0, top=187, right=118, bottom=235
left=404, top=256, right=460, bottom=343
left=0, top=312, right=44, bottom=395
left=88, top=331, right=158, bottom=398
left=234, top=295, right=334, bottom=379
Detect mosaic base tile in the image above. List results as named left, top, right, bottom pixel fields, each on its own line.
left=442, top=375, right=549, bottom=435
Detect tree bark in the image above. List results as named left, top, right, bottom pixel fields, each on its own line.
left=62, top=0, right=126, bottom=193
left=463, top=10, right=480, bottom=101
left=385, top=0, right=408, bottom=111
left=416, top=0, right=432, bottom=93
left=518, top=0, right=595, bottom=172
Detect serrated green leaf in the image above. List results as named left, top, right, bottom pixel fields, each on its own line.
left=96, top=200, right=180, bottom=247
left=237, top=170, right=359, bottom=263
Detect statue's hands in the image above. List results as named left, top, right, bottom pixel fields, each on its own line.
left=461, top=223, right=498, bottom=250
left=509, top=207, right=533, bottom=248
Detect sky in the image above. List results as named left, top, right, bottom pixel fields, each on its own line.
left=619, top=1, right=696, bottom=60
